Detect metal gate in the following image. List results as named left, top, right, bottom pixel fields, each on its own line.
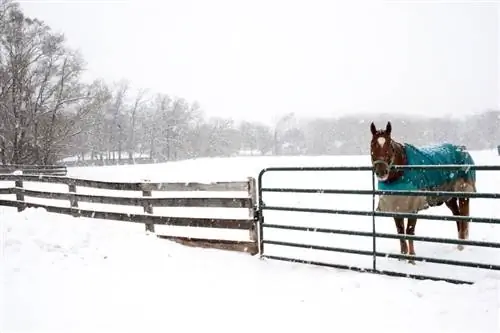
left=256, top=165, right=500, bottom=284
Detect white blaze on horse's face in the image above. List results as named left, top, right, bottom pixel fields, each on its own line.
left=377, top=137, right=386, bottom=147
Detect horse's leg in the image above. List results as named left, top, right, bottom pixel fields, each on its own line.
left=406, top=218, right=417, bottom=264
left=457, top=197, right=471, bottom=251
left=445, top=198, right=461, bottom=240
left=394, top=217, right=408, bottom=257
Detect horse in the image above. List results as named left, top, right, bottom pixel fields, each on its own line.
left=369, top=121, right=477, bottom=263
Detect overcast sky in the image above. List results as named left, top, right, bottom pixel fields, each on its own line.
left=17, top=0, right=499, bottom=124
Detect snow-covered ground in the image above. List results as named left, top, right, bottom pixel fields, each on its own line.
left=1, top=150, right=500, bottom=332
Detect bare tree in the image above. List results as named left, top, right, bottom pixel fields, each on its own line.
left=238, top=121, right=273, bottom=155
left=69, top=79, right=112, bottom=161
left=106, top=79, right=129, bottom=161
left=145, top=93, right=169, bottom=161
left=127, top=88, right=147, bottom=161
left=0, top=4, right=88, bottom=164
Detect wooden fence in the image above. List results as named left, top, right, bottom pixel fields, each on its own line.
left=0, top=164, right=67, bottom=176
left=61, top=158, right=154, bottom=167
left=0, top=174, right=258, bottom=255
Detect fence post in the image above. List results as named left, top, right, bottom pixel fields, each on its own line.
left=247, top=177, right=258, bottom=242
left=68, top=180, right=79, bottom=216
left=371, top=168, right=377, bottom=271
left=14, top=172, right=24, bottom=212
left=142, top=180, right=155, bottom=233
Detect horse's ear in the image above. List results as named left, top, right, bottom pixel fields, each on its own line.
left=370, top=122, right=377, bottom=135
left=386, top=121, right=392, bottom=135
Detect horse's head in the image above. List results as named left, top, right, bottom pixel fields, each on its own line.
left=370, top=121, right=396, bottom=181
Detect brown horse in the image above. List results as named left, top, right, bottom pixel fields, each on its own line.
left=369, top=121, right=476, bottom=263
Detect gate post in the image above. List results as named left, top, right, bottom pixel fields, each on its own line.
left=257, top=169, right=266, bottom=256
left=371, top=168, right=377, bottom=271
left=247, top=177, right=258, bottom=242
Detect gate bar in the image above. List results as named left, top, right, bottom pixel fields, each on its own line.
left=259, top=165, right=500, bottom=172
left=260, top=187, right=500, bottom=199
left=262, top=205, right=500, bottom=224
left=263, top=240, right=500, bottom=271
left=263, top=223, right=500, bottom=248
left=262, top=255, right=473, bottom=285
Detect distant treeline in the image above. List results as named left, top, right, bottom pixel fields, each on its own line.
left=1, top=1, right=498, bottom=167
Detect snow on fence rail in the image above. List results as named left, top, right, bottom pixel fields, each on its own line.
left=0, top=174, right=258, bottom=255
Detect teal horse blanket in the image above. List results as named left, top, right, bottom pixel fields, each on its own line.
left=377, top=143, right=476, bottom=191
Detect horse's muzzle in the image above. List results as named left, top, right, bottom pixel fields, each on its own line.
left=373, top=160, right=390, bottom=180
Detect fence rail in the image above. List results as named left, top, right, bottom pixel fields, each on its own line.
left=0, top=174, right=247, bottom=191
left=2, top=187, right=252, bottom=208
left=0, top=174, right=258, bottom=255
left=257, top=163, right=500, bottom=284
left=0, top=164, right=67, bottom=176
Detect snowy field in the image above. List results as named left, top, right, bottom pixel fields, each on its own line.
left=1, top=150, right=500, bottom=332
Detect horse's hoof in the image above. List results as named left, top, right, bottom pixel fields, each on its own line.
left=408, top=259, right=416, bottom=265
left=457, top=244, right=464, bottom=251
